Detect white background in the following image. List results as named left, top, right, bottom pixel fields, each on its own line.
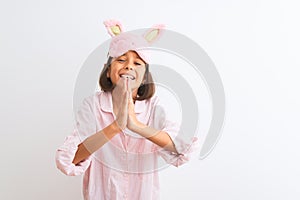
left=1, top=0, right=300, bottom=199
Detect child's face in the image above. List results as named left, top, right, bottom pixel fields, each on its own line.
left=107, top=51, right=146, bottom=93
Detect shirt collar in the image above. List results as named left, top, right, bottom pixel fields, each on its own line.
left=100, top=91, right=146, bottom=114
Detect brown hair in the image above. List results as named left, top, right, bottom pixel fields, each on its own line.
left=99, top=57, right=155, bottom=101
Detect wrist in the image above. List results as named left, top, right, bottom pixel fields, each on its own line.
left=130, top=121, right=147, bottom=133
left=101, top=121, right=122, bottom=140
left=112, top=120, right=123, bottom=132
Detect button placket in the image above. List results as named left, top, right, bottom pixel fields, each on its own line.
left=123, top=170, right=129, bottom=200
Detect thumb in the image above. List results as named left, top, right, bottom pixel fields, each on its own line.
left=128, top=91, right=134, bottom=105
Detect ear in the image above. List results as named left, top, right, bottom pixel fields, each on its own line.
left=143, top=24, right=165, bottom=44
left=103, top=19, right=124, bottom=37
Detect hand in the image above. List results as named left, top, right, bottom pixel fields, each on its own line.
left=112, top=77, right=129, bottom=130
left=127, top=91, right=144, bottom=131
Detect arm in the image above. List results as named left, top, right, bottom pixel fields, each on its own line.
left=56, top=91, right=127, bottom=175
left=130, top=122, right=178, bottom=154
left=130, top=118, right=199, bottom=167
left=127, top=96, right=179, bottom=154
left=73, top=78, right=130, bottom=165
left=72, top=121, right=121, bottom=165
left=127, top=95, right=199, bottom=167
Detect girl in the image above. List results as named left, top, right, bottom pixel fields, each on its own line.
left=56, top=19, right=197, bottom=200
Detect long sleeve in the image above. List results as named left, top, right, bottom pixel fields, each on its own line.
left=152, top=103, right=199, bottom=167
left=55, top=96, right=97, bottom=176
left=55, top=131, right=92, bottom=176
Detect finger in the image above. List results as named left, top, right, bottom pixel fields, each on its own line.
left=127, top=77, right=132, bottom=92
left=116, top=76, right=126, bottom=88
left=128, top=92, right=134, bottom=111
left=126, top=77, right=129, bottom=91
left=123, top=91, right=129, bottom=109
left=117, top=92, right=128, bottom=122
left=128, top=91, right=133, bottom=104
left=126, top=91, right=129, bottom=103
left=114, top=78, right=128, bottom=97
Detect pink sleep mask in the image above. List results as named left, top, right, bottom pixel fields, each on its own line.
left=103, top=19, right=165, bottom=63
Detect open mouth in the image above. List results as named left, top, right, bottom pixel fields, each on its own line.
left=120, top=74, right=135, bottom=80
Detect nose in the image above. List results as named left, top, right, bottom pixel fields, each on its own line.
left=124, top=63, right=134, bottom=70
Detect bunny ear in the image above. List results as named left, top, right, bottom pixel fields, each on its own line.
left=103, top=19, right=124, bottom=37
left=143, top=24, right=165, bottom=44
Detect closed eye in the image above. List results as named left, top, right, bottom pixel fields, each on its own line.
left=135, top=62, right=142, bottom=66
left=117, top=59, right=126, bottom=63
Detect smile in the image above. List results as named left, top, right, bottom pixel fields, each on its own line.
left=120, top=74, right=135, bottom=80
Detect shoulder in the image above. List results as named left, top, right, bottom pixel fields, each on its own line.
left=144, top=95, right=166, bottom=117
left=148, top=94, right=182, bottom=124
left=141, top=95, right=161, bottom=113
left=147, top=95, right=160, bottom=106
left=147, top=94, right=170, bottom=109
left=81, top=91, right=107, bottom=104
left=77, top=91, right=110, bottom=112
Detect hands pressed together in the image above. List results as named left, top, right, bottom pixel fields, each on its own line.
left=112, top=77, right=144, bottom=132
left=111, top=77, right=178, bottom=154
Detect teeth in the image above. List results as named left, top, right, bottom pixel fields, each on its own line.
left=120, top=74, right=135, bottom=80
